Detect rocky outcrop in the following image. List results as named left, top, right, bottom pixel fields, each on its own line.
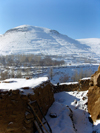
left=79, top=78, right=90, bottom=91
left=0, top=80, right=54, bottom=133
left=88, top=65, right=100, bottom=122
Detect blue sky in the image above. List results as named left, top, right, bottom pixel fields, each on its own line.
left=0, top=0, right=100, bottom=39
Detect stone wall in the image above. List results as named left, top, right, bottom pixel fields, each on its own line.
left=54, top=78, right=90, bottom=93
left=88, top=65, right=100, bottom=122
left=54, top=83, right=79, bottom=93
left=79, top=78, right=90, bottom=91
left=0, top=80, right=54, bottom=133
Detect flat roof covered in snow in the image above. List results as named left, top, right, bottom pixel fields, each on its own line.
left=0, top=77, right=48, bottom=94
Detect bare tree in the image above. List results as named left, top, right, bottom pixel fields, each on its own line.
left=48, top=67, right=53, bottom=80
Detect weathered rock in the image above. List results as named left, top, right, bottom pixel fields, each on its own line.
left=88, top=65, right=100, bottom=122
left=89, top=81, right=93, bottom=87
left=91, top=73, right=100, bottom=87
left=88, top=86, right=100, bottom=121
left=98, top=65, right=100, bottom=72
left=79, top=78, right=90, bottom=91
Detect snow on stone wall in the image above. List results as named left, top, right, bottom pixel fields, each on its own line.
left=0, top=78, right=54, bottom=133
left=54, top=78, right=90, bottom=93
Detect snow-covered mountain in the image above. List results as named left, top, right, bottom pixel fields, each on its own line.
left=0, top=25, right=100, bottom=63
left=77, top=38, right=100, bottom=57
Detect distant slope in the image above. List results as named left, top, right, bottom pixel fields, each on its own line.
left=77, top=38, right=100, bottom=56
left=0, top=25, right=100, bottom=63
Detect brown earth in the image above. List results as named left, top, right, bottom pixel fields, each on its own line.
left=79, top=78, right=90, bottom=91
left=88, top=65, right=100, bottom=122
left=0, top=80, right=54, bottom=133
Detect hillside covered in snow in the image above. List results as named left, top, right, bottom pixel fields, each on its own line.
left=77, top=38, right=100, bottom=59
left=0, top=25, right=100, bottom=64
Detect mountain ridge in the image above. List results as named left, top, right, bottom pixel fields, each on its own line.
left=0, top=25, right=100, bottom=63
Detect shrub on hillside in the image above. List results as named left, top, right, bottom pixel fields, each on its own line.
left=59, top=75, right=69, bottom=83
left=71, top=69, right=92, bottom=82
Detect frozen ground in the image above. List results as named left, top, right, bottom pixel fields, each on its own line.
left=44, top=91, right=100, bottom=133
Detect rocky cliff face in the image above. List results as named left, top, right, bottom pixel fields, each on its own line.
left=88, top=65, right=100, bottom=122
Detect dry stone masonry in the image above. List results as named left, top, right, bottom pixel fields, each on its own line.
left=0, top=78, right=54, bottom=133
left=54, top=78, right=90, bottom=93
left=0, top=74, right=93, bottom=132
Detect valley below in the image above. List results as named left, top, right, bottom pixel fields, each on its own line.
left=0, top=25, right=100, bottom=133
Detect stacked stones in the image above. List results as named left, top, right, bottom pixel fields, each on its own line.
left=54, top=78, right=90, bottom=93
left=54, top=83, right=79, bottom=93
left=0, top=80, right=54, bottom=133
left=79, top=78, right=90, bottom=91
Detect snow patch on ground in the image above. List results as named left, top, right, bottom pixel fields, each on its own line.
left=44, top=91, right=100, bottom=133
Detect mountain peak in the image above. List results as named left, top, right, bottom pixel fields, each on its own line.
left=0, top=25, right=100, bottom=63
left=5, top=25, right=34, bottom=34
left=14, top=25, right=31, bottom=28
left=5, top=25, right=51, bottom=35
